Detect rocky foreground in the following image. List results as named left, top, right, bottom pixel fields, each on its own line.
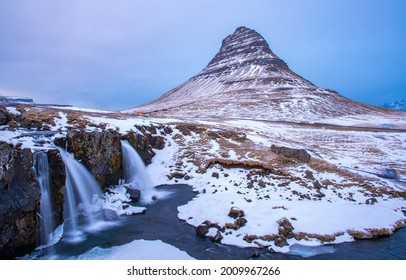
left=1, top=103, right=405, bottom=258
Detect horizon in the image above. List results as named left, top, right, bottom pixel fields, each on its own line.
left=0, top=0, right=405, bottom=110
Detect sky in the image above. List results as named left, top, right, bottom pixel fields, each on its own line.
left=0, top=0, right=405, bottom=110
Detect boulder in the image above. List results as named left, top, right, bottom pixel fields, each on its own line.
left=274, top=237, right=289, bottom=247
left=126, top=188, right=141, bottom=202
left=304, top=170, right=315, bottom=180
left=365, top=198, right=378, bottom=205
left=277, top=217, right=294, bottom=238
left=196, top=224, right=209, bottom=237
left=270, top=144, right=311, bottom=163
left=211, top=172, right=219, bottom=179
left=225, top=217, right=248, bottom=230
left=210, top=230, right=223, bottom=243
left=228, top=207, right=245, bottom=218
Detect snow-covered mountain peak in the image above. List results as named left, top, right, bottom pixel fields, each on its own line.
left=124, top=27, right=394, bottom=123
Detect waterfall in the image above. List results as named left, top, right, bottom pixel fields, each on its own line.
left=58, top=148, right=103, bottom=242
left=34, top=152, right=55, bottom=246
left=121, top=140, right=158, bottom=204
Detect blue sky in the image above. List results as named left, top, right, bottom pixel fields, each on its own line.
left=0, top=0, right=405, bottom=110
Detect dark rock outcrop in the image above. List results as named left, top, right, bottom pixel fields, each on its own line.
left=0, top=142, right=39, bottom=259
left=271, top=144, right=311, bottom=163
left=122, top=131, right=157, bottom=165
left=0, top=107, right=11, bottom=125
left=65, top=129, right=123, bottom=189
left=46, top=149, right=65, bottom=226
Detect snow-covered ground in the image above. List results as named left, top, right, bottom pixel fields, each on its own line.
left=74, top=239, right=194, bottom=260
left=1, top=106, right=405, bottom=255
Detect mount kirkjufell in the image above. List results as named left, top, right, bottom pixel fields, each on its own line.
left=127, top=26, right=381, bottom=122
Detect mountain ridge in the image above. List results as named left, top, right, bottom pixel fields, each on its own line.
left=125, top=26, right=390, bottom=122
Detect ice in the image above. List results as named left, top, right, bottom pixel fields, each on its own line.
left=288, top=244, right=335, bottom=258
left=75, top=239, right=195, bottom=260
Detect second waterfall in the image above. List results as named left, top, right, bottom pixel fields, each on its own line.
left=58, top=148, right=103, bottom=243
left=121, top=140, right=159, bottom=204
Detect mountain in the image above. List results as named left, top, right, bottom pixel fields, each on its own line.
left=125, top=26, right=384, bottom=122
left=382, top=100, right=406, bottom=112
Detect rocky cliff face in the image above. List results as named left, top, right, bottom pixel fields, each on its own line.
left=0, top=142, right=39, bottom=258
left=64, top=129, right=124, bottom=189
left=126, top=26, right=383, bottom=122
left=0, top=143, right=66, bottom=259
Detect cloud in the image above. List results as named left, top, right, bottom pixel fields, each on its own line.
left=0, top=0, right=405, bottom=109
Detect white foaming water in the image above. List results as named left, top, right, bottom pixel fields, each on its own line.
left=34, top=152, right=55, bottom=247
left=58, top=148, right=103, bottom=243
left=121, top=140, right=162, bottom=204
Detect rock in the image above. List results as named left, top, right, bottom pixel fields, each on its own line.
left=0, top=107, right=11, bottom=125
left=184, top=175, right=191, bottom=180
left=304, top=170, right=315, bottom=180
left=210, top=230, right=223, bottom=243
left=313, top=180, right=322, bottom=189
left=102, top=209, right=119, bottom=221
left=0, top=142, right=40, bottom=259
left=270, top=144, right=311, bottom=163
left=53, top=137, right=67, bottom=149
left=277, top=217, right=294, bottom=238
left=258, top=180, right=266, bottom=188
left=154, top=136, right=166, bottom=150
left=46, top=149, right=65, bottom=226
left=171, top=172, right=186, bottom=179
left=202, top=220, right=222, bottom=231
left=366, top=198, right=378, bottom=205
left=274, top=237, right=289, bottom=247
left=225, top=217, right=248, bottom=230
left=66, top=129, right=123, bottom=189
left=123, top=131, right=156, bottom=165
left=126, top=188, right=141, bottom=202
left=196, top=224, right=209, bottom=237
left=228, top=207, right=245, bottom=218
left=211, top=172, right=219, bottom=179
left=163, top=126, right=173, bottom=135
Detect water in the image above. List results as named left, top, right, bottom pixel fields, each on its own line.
left=58, top=148, right=103, bottom=243
left=34, top=152, right=55, bottom=247
left=26, top=184, right=406, bottom=260
left=121, top=140, right=160, bottom=204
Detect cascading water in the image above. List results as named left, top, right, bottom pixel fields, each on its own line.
left=121, top=140, right=159, bottom=204
left=58, top=148, right=103, bottom=242
left=34, top=151, right=55, bottom=247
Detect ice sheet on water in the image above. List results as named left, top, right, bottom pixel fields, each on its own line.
left=74, top=239, right=195, bottom=260
left=288, top=244, right=335, bottom=258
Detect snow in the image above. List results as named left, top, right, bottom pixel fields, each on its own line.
left=86, top=116, right=151, bottom=134
left=75, top=239, right=194, bottom=260
left=101, top=185, right=146, bottom=216
left=49, top=106, right=113, bottom=114
left=52, top=112, right=68, bottom=131
left=6, top=106, right=21, bottom=115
